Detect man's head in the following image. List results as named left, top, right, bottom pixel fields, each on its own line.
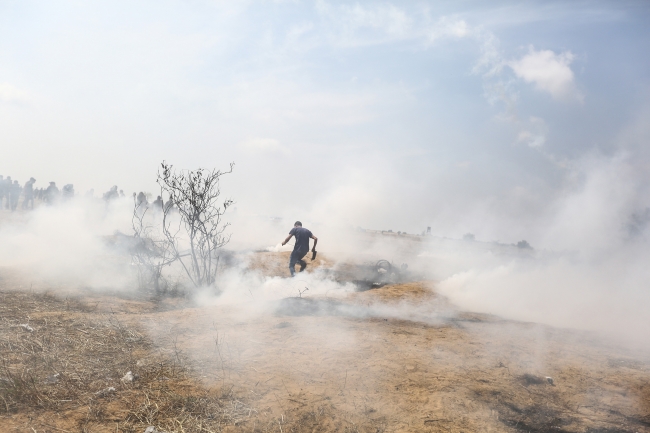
left=294, top=221, right=302, bottom=227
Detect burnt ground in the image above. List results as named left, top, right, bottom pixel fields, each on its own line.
left=0, top=252, right=649, bottom=432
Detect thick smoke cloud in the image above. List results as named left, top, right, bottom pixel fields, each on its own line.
left=0, top=198, right=134, bottom=290
left=1, top=144, right=650, bottom=350
left=433, top=143, right=650, bottom=347
left=1, top=0, right=650, bottom=350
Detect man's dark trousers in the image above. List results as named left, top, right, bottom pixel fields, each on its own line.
left=289, top=250, right=308, bottom=276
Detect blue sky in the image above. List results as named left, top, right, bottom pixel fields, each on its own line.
left=1, top=0, right=649, bottom=245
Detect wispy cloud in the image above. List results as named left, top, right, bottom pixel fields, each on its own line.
left=517, top=116, right=548, bottom=148
left=314, top=1, right=472, bottom=48
left=315, top=1, right=412, bottom=44
left=509, top=47, right=582, bottom=102
left=426, top=16, right=471, bottom=43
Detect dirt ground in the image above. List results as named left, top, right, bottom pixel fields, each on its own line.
left=1, top=251, right=649, bottom=432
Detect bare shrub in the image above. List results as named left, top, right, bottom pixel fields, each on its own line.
left=157, top=161, right=234, bottom=289
left=128, top=162, right=234, bottom=293
left=131, top=199, right=177, bottom=294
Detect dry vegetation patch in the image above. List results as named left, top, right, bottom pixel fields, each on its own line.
left=245, top=252, right=334, bottom=278
left=0, top=290, right=258, bottom=432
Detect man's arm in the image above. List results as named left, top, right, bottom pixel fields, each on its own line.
left=281, top=234, right=293, bottom=246
left=311, top=235, right=318, bottom=251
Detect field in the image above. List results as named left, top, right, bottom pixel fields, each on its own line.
left=1, top=249, right=649, bottom=433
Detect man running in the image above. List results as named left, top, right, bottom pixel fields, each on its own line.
left=282, top=221, right=318, bottom=277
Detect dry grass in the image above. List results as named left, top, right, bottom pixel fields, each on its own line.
left=245, top=251, right=335, bottom=279
left=0, top=289, right=386, bottom=433
left=0, top=290, right=261, bottom=432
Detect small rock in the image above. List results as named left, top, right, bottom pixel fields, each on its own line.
left=19, top=324, right=34, bottom=332
left=121, top=371, right=135, bottom=384
left=546, top=376, right=554, bottom=385
left=144, top=427, right=167, bottom=433
left=95, top=387, right=116, bottom=397
left=45, top=373, right=60, bottom=384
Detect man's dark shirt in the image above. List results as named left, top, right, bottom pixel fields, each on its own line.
left=289, top=227, right=313, bottom=254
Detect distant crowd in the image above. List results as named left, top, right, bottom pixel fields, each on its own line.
left=0, top=175, right=168, bottom=212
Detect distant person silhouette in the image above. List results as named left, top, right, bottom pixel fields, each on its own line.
left=4, top=176, right=13, bottom=209
left=62, top=184, right=75, bottom=200
left=9, top=180, right=21, bottom=211
left=103, top=186, right=119, bottom=202
left=0, top=175, right=5, bottom=209
left=152, top=195, right=163, bottom=213
left=136, top=192, right=148, bottom=208
left=22, top=177, right=36, bottom=210
left=44, top=182, right=60, bottom=205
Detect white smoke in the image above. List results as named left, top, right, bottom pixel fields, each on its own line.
left=0, top=197, right=134, bottom=290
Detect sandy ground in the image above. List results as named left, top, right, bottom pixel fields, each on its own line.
left=1, top=250, right=649, bottom=432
